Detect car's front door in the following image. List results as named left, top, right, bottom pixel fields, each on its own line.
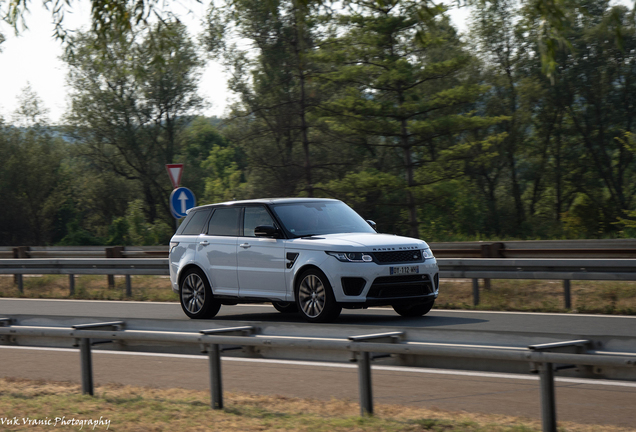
left=237, top=205, right=287, bottom=300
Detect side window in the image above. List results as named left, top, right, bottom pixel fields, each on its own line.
left=180, top=209, right=212, bottom=235
left=207, top=207, right=241, bottom=236
left=243, top=206, right=275, bottom=237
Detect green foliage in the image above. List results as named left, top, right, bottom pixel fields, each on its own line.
left=315, top=0, right=502, bottom=237
left=201, top=145, right=249, bottom=204
left=4, top=0, right=636, bottom=246
left=0, top=87, right=69, bottom=245
left=109, top=200, right=173, bottom=246
left=316, top=170, right=407, bottom=234
left=63, top=19, right=205, bottom=226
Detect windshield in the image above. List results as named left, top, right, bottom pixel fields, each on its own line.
left=270, top=201, right=376, bottom=238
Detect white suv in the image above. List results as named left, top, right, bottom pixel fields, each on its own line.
left=169, top=198, right=439, bottom=323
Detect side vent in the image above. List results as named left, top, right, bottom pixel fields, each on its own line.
left=286, top=252, right=300, bottom=269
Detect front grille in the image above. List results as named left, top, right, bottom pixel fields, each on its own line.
left=341, top=277, right=366, bottom=296
left=373, top=250, right=423, bottom=263
left=367, top=274, right=433, bottom=299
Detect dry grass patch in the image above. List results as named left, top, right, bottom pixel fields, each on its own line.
left=0, top=378, right=632, bottom=432
left=0, top=275, right=177, bottom=302
left=436, top=279, right=636, bottom=315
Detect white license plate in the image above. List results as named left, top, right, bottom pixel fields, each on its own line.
left=389, top=266, right=419, bottom=275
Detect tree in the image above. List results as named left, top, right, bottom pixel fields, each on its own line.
left=0, top=87, right=68, bottom=245
left=63, top=20, right=205, bottom=224
left=205, top=0, right=336, bottom=198
left=316, top=0, right=499, bottom=238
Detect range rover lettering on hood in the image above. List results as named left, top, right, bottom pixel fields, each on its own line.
left=372, top=246, right=420, bottom=251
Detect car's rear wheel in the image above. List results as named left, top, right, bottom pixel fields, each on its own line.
left=272, top=301, right=298, bottom=313
left=392, top=300, right=435, bottom=317
left=179, top=268, right=221, bottom=319
left=296, top=269, right=341, bottom=323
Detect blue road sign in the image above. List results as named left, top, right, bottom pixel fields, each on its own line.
left=170, top=187, right=196, bottom=219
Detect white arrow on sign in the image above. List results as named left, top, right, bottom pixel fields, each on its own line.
left=178, top=191, right=188, bottom=214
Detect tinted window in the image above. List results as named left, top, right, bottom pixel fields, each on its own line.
left=243, top=206, right=275, bottom=237
left=271, top=201, right=375, bottom=237
left=180, top=209, right=212, bottom=235
left=207, top=207, right=241, bottom=236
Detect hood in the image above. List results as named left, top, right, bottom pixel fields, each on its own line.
left=286, top=233, right=429, bottom=251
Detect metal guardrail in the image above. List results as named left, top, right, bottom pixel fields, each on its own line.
left=430, top=239, right=636, bottom=258
left=1, top=257, right=635, bottom=308
left=4, top=239, right=636, bottom=260
left=0, top=258, right=168, bottom=296
left=0, top=318, right=634, bottom=432
left=0, top=246, right=168, bottom=259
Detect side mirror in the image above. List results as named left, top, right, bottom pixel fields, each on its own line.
left=366, top=220, right=377, bottom=231
left=254, top=225, right=280, bottom=238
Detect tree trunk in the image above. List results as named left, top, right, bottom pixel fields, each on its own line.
left=401, top=118, right=419, bottom=238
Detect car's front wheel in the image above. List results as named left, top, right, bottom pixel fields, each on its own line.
left=392, top=300, right=435, bottom=317
left=295, top=269, right=341, bottom=323
left=179, top=268, right=221, bottom=319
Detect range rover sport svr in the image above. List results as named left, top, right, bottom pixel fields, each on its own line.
left=169, top=198, right=439, bottom=323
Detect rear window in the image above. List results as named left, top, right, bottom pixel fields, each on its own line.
left=180, top=209, right=212, bottom=235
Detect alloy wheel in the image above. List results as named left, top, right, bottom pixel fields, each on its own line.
left=298, top=274, right=326, bottom=318
left=182, top=272, right=206, bottom=315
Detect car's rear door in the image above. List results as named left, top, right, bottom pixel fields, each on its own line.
left=196, top=206, right=241, bottom=296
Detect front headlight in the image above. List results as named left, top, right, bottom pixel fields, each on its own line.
left=423, top=248, right=434, bottom=259
left=326, top=251, right=373, bottom=262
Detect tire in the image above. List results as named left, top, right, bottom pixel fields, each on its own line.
left=295, top=269, right=341, bottom=323
left=179, top=268, right=221, bottom=319
left=272, top=301, right=298, bottom=314
left=392, top=300, right=435, bottom=317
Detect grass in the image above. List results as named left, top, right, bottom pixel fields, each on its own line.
left=1, top=275, right=635, bottom=315
left=436, top=279, right=636, bottom=315
left=0, top=275, right=178, bottom=302
left=0, top=377, right=632, bottom=432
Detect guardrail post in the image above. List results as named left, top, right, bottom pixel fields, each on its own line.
left=538, top=362, right=556, bottom=432
left=199, top=326, right=256, bottom=410
left=79, top=338, right=94, bottom=396
left=105, top=248, right=115, bottom=289
left=357, top=351, right=373, bottom=416
left=69, top=274, right=75, bottom=296
left=472, top=279, right=480, bottom=306
left=15, top=275, right=24, bottom=294
left=125, top=275, right=132, bottom=297
left=348, top=332, right=404, bottom=417
left=563, top=280, right=571, bottom=309
left=480, top=243, right=504, bottom=291
left=12, top=247, right=29, bottom=293
left=208, top=344, right=223, bottom=409
left=105, top=247, right=124, bottom=289
left=73, top=321, right=126, bottom=396
left=528, top=340, right=590, bottom=432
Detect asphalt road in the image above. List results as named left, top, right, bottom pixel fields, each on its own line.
left=1, top=346, right=635, bottom=428
left=2, top=298, right=636, bottom=338
left=2, top=299, right=636, bottom=428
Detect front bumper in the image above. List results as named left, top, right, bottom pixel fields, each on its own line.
left=321, top=257, right=439, bottom=306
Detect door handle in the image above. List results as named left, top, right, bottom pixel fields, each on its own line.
left=240, top=243, right=251, bottom=249
left=199, top=241, right=209, bottom=246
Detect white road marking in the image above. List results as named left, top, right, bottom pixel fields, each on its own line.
left=1, top=345, right=635, bottom=388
